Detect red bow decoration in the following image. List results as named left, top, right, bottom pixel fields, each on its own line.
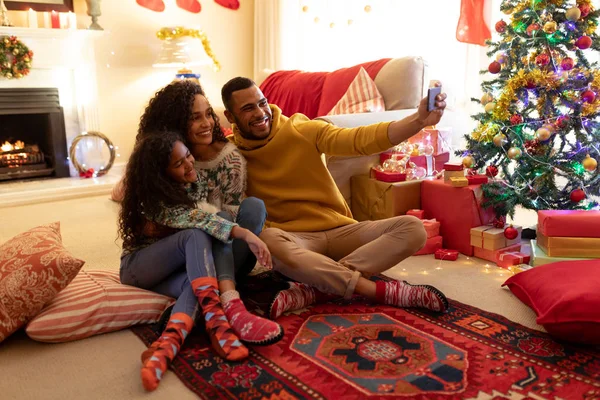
left=79, top=168, right=95, bottom=179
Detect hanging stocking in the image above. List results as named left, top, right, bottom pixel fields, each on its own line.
left=456, top=0, right=491, bottom=46
left=177, top=0, right=202, bottom=13
left=136, top=0, right=165, bottom=12
left=214, top=0, right=240, bottom=11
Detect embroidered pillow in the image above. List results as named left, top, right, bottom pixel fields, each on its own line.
left=327, top=67, right=385, bottom=115
left=0, top=222, right=84, bottom=343
left=26, top=270, right=175, bottom=343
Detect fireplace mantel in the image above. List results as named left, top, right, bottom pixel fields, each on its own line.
left=0, top=27, right=105, bottom=147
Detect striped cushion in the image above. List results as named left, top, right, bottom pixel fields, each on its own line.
left=26, top=270, right=175, bottom=343
left=327, top=67, right=385, bottom=115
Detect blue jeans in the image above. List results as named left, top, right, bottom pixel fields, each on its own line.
left=119, top=197, right=267, bottom=317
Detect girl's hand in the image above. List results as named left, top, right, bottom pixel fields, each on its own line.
left=232, top=227, right=272, bottom=268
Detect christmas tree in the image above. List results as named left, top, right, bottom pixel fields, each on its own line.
left=459, top=0, right=600, bottom=219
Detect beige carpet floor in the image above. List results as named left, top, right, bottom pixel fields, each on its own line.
left=0, top=195, right=542, bottom=400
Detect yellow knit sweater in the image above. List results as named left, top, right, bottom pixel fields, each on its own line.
left=231, top=105, right=392, bottom=232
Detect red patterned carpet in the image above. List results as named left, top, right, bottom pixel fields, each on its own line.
left=132, top=273, right=600, bottom=399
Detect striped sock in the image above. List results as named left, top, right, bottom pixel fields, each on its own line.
left=140, top=312, right=193, bottom=392
left=375, top=280, right=449, bottom=313
left=269, top=282, right=336, bottom=320
left=191, top=277, right=248, bottom=361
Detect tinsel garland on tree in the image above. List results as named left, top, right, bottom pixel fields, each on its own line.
left=458, top=0, right=600, bottom=218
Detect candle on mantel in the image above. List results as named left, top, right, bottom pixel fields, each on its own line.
left=27, top=8, right=38, bottom=29
left=50, top=10, right=60, bottom=29
left=68, top=11, right=77, bottom=30
left=43, top=12, right=51, bottom=28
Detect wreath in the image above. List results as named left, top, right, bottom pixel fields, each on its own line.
left=69, top=131, right=116, bottom=178
left=0, top=35, right=33, bottom=79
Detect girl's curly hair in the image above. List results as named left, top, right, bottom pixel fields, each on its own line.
left=137, top=80, right=226, bottom=145
left=118, top=131, right=198, bottom=251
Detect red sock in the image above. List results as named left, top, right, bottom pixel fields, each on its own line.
left=191, top=277, right=248, bottom=361
left=375, top=280, right=448, bottom=313
left=269, top=282, right=336, bottom=320
left=214, top=0, right=240, bottom=10
left=136, top=0, right=165, bottom=12
left=140, top=312, right=193, bottom=391
left=177, top=0, right=201, bottom=13
left=221, top=291, right=283, bottom=345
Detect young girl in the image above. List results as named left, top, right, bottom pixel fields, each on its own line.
left=118, top=132, right=282, bottom=392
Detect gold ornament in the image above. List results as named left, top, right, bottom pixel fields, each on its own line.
left=484, top=102, right=496, bottom=114
left=15, top=73, right=22, bottom=78
left=3, top=38, right=8, bottom=45
left=480, top=92, right=493, bottom=105
left=535, top=127, right=551, bottom=141
left=566, top=7, right=581, bottom=21
left=302, top=5, right=309, bottom=12
left=543, top=21, right=557, bottom=33
left=364, top=5, right=372, bottom=13
left=463, top=156, right=475, bottom=168
left=493, top=133, right=507, bottom=147
left=12, top=49, right=19, bottom=55
left=507, top=147, right=522, bottom=159
left=6, top=72, right=12, bottom=78
left=502, top=8, right=513, bottom=15
left=583, top=154, right=598, bottom=172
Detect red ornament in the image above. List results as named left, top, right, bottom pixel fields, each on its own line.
left=556, top=115, right=570, bottom=128
left=504, top=225, right=519, bottom=240
left=488, top=61, right=502, bottom=74
left=582, top=90, right=596, bottom=103
left=526, top=80, right=536, bottom=89
left=493, top=216, right=506, bottom=228
left=509, top=114, right=523, bottom=125
left=570, top=188, right=586, bottom=203
left=524, top=140, right=544, bottom=155
left=485, top=165, right=499, bottom=177
left=535, top=53, right=550, bottom=66
left=495, top=20, right=507, bottom=33
left=526, top=23, right=541, bottom=36
left=579, top=3, right=591, bottom=17
left=575, top=36, right=592, bottom=50
left=560, top=57, right=574, bottom=71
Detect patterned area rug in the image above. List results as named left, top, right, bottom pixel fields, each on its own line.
left=131, top=272, right=600, bottom=399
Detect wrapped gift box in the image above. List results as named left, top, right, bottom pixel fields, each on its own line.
left=450, top=177, right=468, bottom=187
left=350, top=175, right=421, bottom=222
left=372, top=168, right=407, bottom=183
left=466, top=175, right=488, bottom=185
left=444, top=162, right=464, bottom=171
left=538, top=210, right=600, bottom=238
left=414, top=235, right=443, bottom=255
left=470, top=225, right=521, bottom=250
left=474, top=243, right=521, bottom=264
left=422, top=219, right=440, bottom=238
left=444, top=170, right=465, bottom=182
left=407, top=209, right=425, bottom=219
left=421, top=179, right=495, bottom=256
left=435, top=249, right=459, bottom=261
left=537, top=233, right=600, bottom=258
left=407, top=127, right=452, bottom=156
left=529, top=240, right=593, bottom=266
left=497, top=251, right=531, bottom=268
left=380, top=152, right=450, bottom=176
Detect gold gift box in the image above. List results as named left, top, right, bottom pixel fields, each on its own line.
left=450, top=177, right=468, bottom=187
left=537, top=233, right=600, bottom=257
left=470, top=224, right=521, bottom=251
left=444, top=170, right=465, bottom=182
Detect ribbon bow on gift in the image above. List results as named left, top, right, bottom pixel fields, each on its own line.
left=79, top=168, right=95, bottom=178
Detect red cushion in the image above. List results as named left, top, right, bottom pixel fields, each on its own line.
left=259, top=70, right=328, bottom=119
left=502, top=260, right=600, bottom=344
left=317, top=59, right=391, bottom=116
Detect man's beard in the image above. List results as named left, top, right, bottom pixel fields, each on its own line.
left=234, top=115, right=269, bottom=141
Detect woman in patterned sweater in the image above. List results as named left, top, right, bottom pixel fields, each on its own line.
left=119, top=132, right=283, bottom=391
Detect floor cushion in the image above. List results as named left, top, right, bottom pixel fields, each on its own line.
left=0, top=222, right=84, bottom=343
left=26, top=270, right=175, bottom=343
left=502, top=259, right=600, bottom=344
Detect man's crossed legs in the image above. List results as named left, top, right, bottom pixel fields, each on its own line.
left=260, top=215, right=449, bottom=318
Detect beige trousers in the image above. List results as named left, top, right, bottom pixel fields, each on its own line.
left=259, top=215, right=427, bottom=299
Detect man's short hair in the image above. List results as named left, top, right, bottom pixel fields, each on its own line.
left=221, top=77, right=256, bottom=111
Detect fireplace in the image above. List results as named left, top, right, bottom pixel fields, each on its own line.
left=0, top=88, right=70, bottom=181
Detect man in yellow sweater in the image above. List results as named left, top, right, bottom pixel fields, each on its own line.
left=222, top=77, right=449, bottom=316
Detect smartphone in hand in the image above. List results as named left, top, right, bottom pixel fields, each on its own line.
left=427, top=86, right=442, bottom=111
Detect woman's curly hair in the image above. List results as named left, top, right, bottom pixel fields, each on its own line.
left=137, top=80, right=226, bottom=145
left=118, top=131, right=198, bottom=251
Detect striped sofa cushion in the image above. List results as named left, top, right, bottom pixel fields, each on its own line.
left=327, top=67, right=385, bottom=116
left=26, top=270, right=175, bottom=343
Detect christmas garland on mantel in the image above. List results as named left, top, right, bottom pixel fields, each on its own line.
left=0, top=35, right=33, bottom=79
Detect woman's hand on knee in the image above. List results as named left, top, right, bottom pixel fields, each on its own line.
left=231, top=226, right=272, bottom=268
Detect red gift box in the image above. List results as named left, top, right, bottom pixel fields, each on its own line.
left=435, top=249, right=459, bottom=261
left=538, top=210, right=600, bottom=238
left=380, top=152, right=450, bottom=176
left=473, top=243, right=521, bottom=264
left=407, top=209, right=425, bottom=219
left=421, top=179, right=495, bottom=256
left=497, top=251, right=530, bottom=268
left=414, top=235, right=443, bottom=255
left=422, top=219, right=440, bottom=238
left=372, top=168, right=407, bottom=183
left=466, top=175, right=489, bottom=185
left=407, top=127, right=452, bottom=156
left=444, top=162, right=464, bottom=171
